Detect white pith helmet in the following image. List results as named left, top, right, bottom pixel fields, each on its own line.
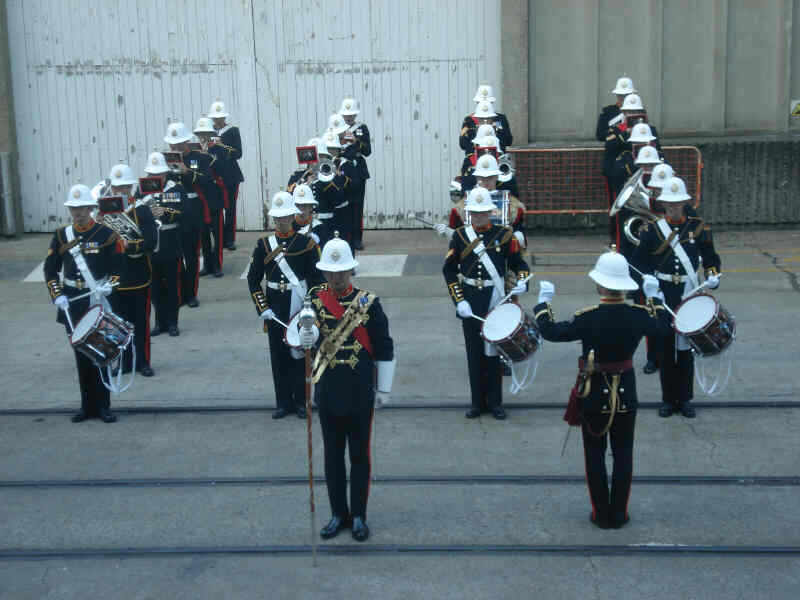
left=328, top=113, right=348, bottom=135
left=163, top=122, right=192, bottom=144
left=628, top=122, right=656, bottom=143
left=621, top=94, right=644, bottom=111
left=109, top=164, right=136, bottom=186
left=323, top=130, right=342, bottom=149
left=144, top=152, right=170, bottom=175
left=612, top=76, right=637, bottom=95
left=588, top=250, right=639, bottom=291
left=473, top=154, right=502, bottom=177
left=634, top=146, right=660, bottom=166
left=317, top=236, right=358, bottom=272
left=657, top=177, right=692, bottom=203
left=306, top=137, right=320, bottom=148
left=64, top=184, right=96, bottom=207
left=193, top=117, right=215, bottom=134
left=292, top=184, right=317, bottom=206
left=473, top=135, right=499, bottom=149
left=465, top=186, right=494, bottom=213
left=268, top=191, right=300, bottom=218
left=339, top=98, right=359, bottom=116
left=208, top=100, right=229, bottom=119
left=473, top=101, right=498, bottom=119
left=471, top=124, right=496, bottom=144
left=473, top=84, right=496, bottom=103
left=649, top=163, right=675, bottom=189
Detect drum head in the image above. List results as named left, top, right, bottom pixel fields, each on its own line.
left=482, top=303, right=522, bottom=342
left=674, top=295, right=717, bottom=334
left=70, top=305, right=102, bottom=342
left=284, top=313, right=301, bottom=348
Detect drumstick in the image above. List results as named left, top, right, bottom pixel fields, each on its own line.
left=496, top=273, right=535, bottom=306
left=67, top=280, right=120, bottom=303
left=470, top=314, right=486, bottom=323
left=407, top=213, right=437, bottom=228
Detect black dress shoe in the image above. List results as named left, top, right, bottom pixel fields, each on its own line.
left=272, top=408, right=290, bottom=420
left=351, top=516, right=370, bottom=542
left=658, top=403, right=675, bottom=418
left=100, top=409, right=117, bottom=423
left=678, top=403, right=696, bottom=418
left=70, top=411, right=90, bottom=423
left=491, top=406, right=507, bottom=420
left=296, top=406, right=307, bottom=419
left=187, top=298, right=199, bottom=308
left=610, top=514, right=630, bottom=529
left=354, top=242, right=364, bottom=251
left=465, top=407, right=481, bottom=419
left=168, top=325, right=180, bottom=337
left=199, top=269, right=211, bottom=277
left=213, top=270, right=224, bottom=278
left=590, top=513, right=612, bottom=529
left=151, top=325, right=163, bottom=337
left=138, top=365, right=155, bottom=377
left=320, top=515, right=350, bottom=539
left=643, top=360, right=658, bottom=374
left=225, top=243, right=236, bottom=251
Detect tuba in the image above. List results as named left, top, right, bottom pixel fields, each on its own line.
left=497, top=153, right=515, bottom=183
left=609, top=168, right=658, bottom=246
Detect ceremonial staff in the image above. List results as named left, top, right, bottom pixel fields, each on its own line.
left=298, top=298, right=318, bottom=566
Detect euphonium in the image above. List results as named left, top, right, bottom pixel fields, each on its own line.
left=609, top=169, right=658, bottom=247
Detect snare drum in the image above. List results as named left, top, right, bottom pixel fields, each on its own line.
left=481, top=302, right=540, bottom=362
left=673, top=294, right=735, bottom=356
left=70, top=304, right=134, bottom=367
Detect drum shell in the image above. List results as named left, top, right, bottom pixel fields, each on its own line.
left=70, top=305, right=134, bottom=367
left=673, top=294, right=736, bottom=356
left=481, top=303, right=541, bottom=362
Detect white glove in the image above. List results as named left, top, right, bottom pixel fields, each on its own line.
left=642, top=274, right=661, bottom=299
left=375, top=391, right=390, bottom=409
left=299, top=326, right=319, bottom=348
left=706, top=274, right=720, bottom=290
left=94, top=281, right=113, bottom=297
left=310, top=232, right=320, bottom=244
left=513, top=230, right=526, bottom=248
left=456, top=300, right=474, bottom=319
left=510, top=281, right=526, bottom=296
left=259, top=309, right=276, bottom=321
left=538, top=281, right=555, bottom=304
left=434, top=223, right=454, bottom=239
left=53, top=295, right=70, bottom=311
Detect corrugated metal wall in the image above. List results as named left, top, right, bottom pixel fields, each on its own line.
left=6, top=0, right=500, bottom=232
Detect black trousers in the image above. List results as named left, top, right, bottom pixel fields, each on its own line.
left=202, top=207, right=224, bottom=273
left=581, top=410, right=636, bottom=526
left=462, top=318, right=502, bottom=410
left=223, top=184, right=239, bottom=246
left=111, top=288, right=151, bottom=370
left=604, top=176, right=616, bottom=241
left=319, top=406, right=373, bottom=519
left=659, top=332, right=694, bottom=406
left=350, top=180, right=366, bottom=246
left=73, top=348, right=110, bottom=416
left=181, top=228, right=201, bottom=302
left=266, top=321, right=304, bottom=411
left=151, top=256, right=181, bottom=329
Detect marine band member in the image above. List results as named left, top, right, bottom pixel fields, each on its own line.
left=459, top=85, right=512, bottom=155
left=338, top=98, right=371, bottom=250
left=45, top=184, right=121, bottom=423
left=533, top=250, right=671, bottom=528
left=208, top=100, right=244, bottom=250
left=292, top=183, right=328, bottom=245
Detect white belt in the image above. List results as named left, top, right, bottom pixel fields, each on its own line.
left=334, top=201, right=349, bottom=209
left=461, top=277, right=494, bottom=289
left=128, top=253, right=144, bottom=259
left=63, top=277, right=87, bottom=289
left=187, top=193, right=198, bottom=198
left=655, top=271, right=690, bottom=284
left=317, top=212, right=333, bottom=219
left=266, top=280, right=292, bottom=292
left=160, top=223, right=179, bottom=231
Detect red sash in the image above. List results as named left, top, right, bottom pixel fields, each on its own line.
left=317, top=289, right=374, bottom=358
left=214, top=175, right=229, bottom=209
left=194, top=185, right=211, bottom=224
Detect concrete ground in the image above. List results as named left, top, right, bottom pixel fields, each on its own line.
left=0, top=227, right=799, bottom=599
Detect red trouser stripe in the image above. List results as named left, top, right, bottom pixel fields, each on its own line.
left=193, top=238, right=200, bottom=298
left=232, top=184, right=239, bottom=241
left=144, top=288, right=151, bottom=364
left=218, top=210, right=224, bottom=268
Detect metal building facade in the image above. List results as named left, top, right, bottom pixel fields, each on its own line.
left=6, top=0, right=501, bottom=232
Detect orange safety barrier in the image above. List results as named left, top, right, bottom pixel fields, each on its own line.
left=508, top=146, right=703, bottom=215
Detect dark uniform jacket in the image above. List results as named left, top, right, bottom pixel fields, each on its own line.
left=44, top=221, right=121, bottom=328
left=340, top=123, right=371, bottom=180
left=534, top=298, right=671, bottom=414
left=148, top=180, right=185, bottom=260
left=292, top=216, right=329, bottom=246
left=181, top=149, right=222, bottom=214
left=459, top=113, right=512, bottom=155
left=443, top=224, right=529, bottom=317
left=309, top=283, right=394, bottom=416
left=312, top=177, right=346, bottom=226
left=632, top=213, right=721, bottom=309
left=603, top=119, right=662, bottom=181
left=217, top=124, right=244, bottom=185
left=206, top=143, right=233, bottom=200
left=286, top=168, right=309, bottom=194
left=117, top=202, right=158, bottom=290
left=247, top=231, right=322, bottom=323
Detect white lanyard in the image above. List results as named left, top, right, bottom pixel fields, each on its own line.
left=268, top=235, right=307, bottom=314
left=464, top=225, right=504, bottom=309
left=656, top=218, right=699, bottom=298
